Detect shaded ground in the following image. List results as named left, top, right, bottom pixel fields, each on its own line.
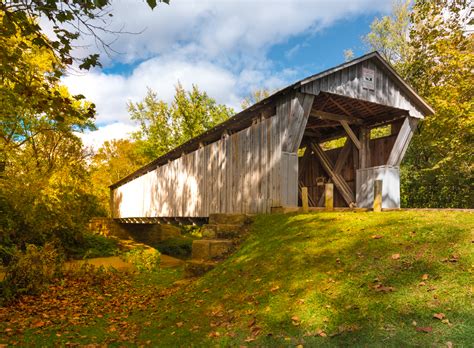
left=0, top=255, right=183, bottom=281
left=0, top=211, right=473, bottom=346
left=66, top=254, right=184, bottom=271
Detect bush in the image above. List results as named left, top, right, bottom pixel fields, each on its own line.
left=124, top=247, right=160, bottom=272
left=66, top=263, right=120, bottom=287
left=1, top=242, right=63, bottom=302
left=68, top=233, right=120, bottom=260
left=0, top=243, right=16, bottom=266
left=155, top=237, right=193, bottom=259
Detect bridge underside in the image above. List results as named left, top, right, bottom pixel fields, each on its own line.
left=114, top=217, right=208, bottom=225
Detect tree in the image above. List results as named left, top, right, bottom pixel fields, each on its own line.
left=241, top=89, right=272, bottom=110
left=0, top=32, right=102, bottom=260
left=1, top=0, right=167, bottom=70
left=128, top=84, right=234, bottom=161
left=365, top=0, right=473, bottom=208
left=1, top=14, right=96, bottom=167
left=90, top=139, right=148, bottom=214
left=364, top=0, right=412, bottom=67
left=343, top=49, right=354, bottom=62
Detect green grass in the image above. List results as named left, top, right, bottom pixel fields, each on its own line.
left=1, top=211, right=473, bottom=346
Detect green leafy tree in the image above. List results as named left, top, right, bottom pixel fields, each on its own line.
left=1, top=0, right=168, bottom=70
left=0, top=14, right=96, bottom=174
left=364, top=0, right=412, bottom=67
left=128, top=84, right=234, bottom=161
left=0, top=32, right=103, bottom=260
left=365, top=0, right=473, bottom=208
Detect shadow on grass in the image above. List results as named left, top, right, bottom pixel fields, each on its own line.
left=234, top=211, right=474, bottom=346
left=143, top=211, right=474, bottom=346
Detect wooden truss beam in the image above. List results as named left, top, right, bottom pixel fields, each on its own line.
left=310, top=142, right=355, bottom=206
left=328, top=96, right=354, bottom=117
left=315, top=139, right=351, bottom=207
left=311, top=110, right=363, bottom=125
left=340, top=120, right=361, bottom=149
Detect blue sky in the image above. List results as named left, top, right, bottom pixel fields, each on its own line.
left=61, top=0, right=392, bottom=149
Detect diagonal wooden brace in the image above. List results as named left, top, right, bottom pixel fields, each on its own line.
left=340, top=120, right=361, bottom=149
left=310, top=142, right=355, bottom=206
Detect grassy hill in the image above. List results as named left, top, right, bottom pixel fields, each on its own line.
left=2, top=211, right=473, bottom=346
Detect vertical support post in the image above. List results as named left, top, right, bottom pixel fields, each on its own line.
left=325, top=183, right=334, bottom=211
left=359, top=127, right=370, bottom=169
left=301, top=187, right=309, bottom=213
left=373, top=180, right=383, bottom=212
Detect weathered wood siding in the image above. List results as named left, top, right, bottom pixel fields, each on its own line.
left=112, top=92, right=313, bottom=218
left=300, top=58, right=425, bottom=118
left=110, top=54, right=432, bottom=217
left=113, top=114, right=283, bottom=218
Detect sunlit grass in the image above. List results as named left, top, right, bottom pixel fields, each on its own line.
left=1, top=211, right=473, bottom=346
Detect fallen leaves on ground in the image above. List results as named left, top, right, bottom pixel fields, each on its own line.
left=373, top=284, right=395, bottom=293
left=291, top=316, right=301, bottom=326
left=433, top=313, right=445, bottom=320
left=0, top=269, right=183, bottom=345
left=270, top=285, right=280, bottom=292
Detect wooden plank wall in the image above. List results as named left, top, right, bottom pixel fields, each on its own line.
left=112, top=114, right=283, bottom=218
left=300, top=58, right=425, bottom=119
left=299, top=134, right=396, bottom=207
left=112, top=91, right=315, bottom=218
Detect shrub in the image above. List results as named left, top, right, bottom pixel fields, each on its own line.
left=124, top=247, right=161, bottom=272
left=155, top=237, right=193, bottom=259
left=1, top=242, right=63, bottom=302
left=68, top=233, right=120, bottom=259
left=0, top=244, right=16, bottom=265
left=66, top=263, right=120, bottom=287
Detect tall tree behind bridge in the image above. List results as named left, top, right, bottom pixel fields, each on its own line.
left=128, top=84, right=234, bottom=161
left=365, top=0, right=473, bottom=208
left=241, top=89, right=272, bottom=110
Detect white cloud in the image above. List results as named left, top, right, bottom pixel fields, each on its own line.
left=60, top=0, right=392, bottom=149
left=63, top=0, right=391, bottom=66
left=75, top=122, right=138, bottom=150
left=64, top=56, right=240, bottom=124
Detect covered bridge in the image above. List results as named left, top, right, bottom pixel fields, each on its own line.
left=110, top=52, right=434, bottom=220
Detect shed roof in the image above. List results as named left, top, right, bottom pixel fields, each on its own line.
left=110, top=51, right=433, bottom=189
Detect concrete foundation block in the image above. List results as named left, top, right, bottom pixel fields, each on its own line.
left=203, top=224, right=243, bottom=239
